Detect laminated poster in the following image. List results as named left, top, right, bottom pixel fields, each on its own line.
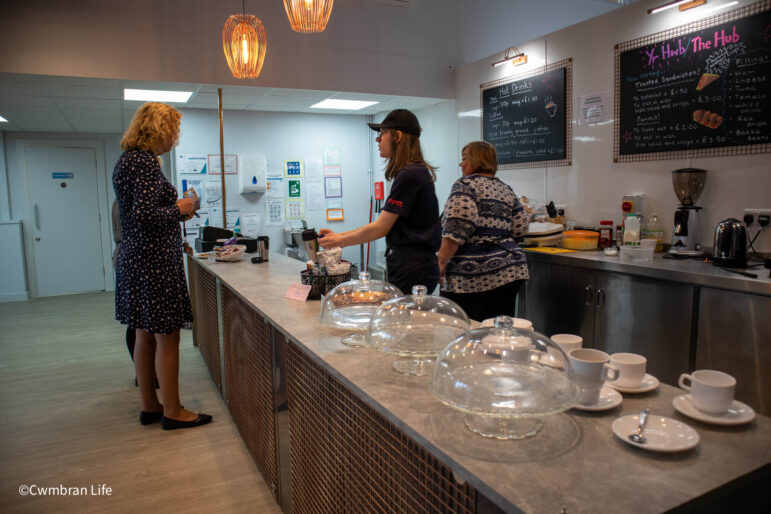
left=286, top=199, right=305, bottom=219
left=324, top=176, right=342, bottom=198
left=288, top=180, right=302, bottom=198
left=323, top=165, right=341, bottom=176
left=204, top=181, right=222, bottom=207
left=284, top=160, right=303, bottom=178
left=576, top=91, right=609, bottom=126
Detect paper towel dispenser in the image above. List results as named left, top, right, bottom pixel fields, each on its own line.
left=239, top=155, right=267, bottom=193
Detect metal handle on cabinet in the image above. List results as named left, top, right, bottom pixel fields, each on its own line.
left=34, top=204, right=41, bottom=230
left=585, top=285, right=594, bottom=306
left=596, top=288, right=606, bottom=309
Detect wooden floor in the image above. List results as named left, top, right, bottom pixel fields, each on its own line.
left=0, top=292, right=281, bottom=513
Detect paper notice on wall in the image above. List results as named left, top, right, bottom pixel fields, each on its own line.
left=183, top=209, right=208, bottom=235
left=177, top=155, right=208, bottom=174
left=242, top=212, right=262, bottom=238
left=266, top=200, right=285, bottom=226
left=323, top=148, right=341, bottom=166
left=327, top=198, right=343, bottom=209
left=204, top=181, right=222, bottom=207
left=305, top=156, right=323, bottom=182
left=208, top=154, right=238, bottom=174
left=266, top=162, right=283, bottom=179
left=306, top=183, right=325, bottom=211
left=208, top=208, right=241, bottom=232
left=323, top=165, right=341, bottom=176
left=266, top=178, right=285, bottom=198
left=577, top=91, right=609, bottom=126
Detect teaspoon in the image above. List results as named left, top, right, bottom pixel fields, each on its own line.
left=629, top=408, right=649, bottom=444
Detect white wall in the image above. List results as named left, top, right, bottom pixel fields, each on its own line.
left=175, top=108, right=374, bottom=266
left=454, top=0, right=771, bottom=253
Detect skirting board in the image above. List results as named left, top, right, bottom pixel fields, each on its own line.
left=0, top=292, right=29, bottom=303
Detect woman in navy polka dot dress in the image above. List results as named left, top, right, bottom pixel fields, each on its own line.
left=114, top=102, right=211, bottom=430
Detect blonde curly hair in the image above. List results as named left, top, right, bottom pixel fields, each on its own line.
left=120, top=102, right=181, bottom=155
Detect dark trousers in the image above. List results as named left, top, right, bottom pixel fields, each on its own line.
left=440, top=280, right=524, bottom=322
left=386, top=247, right=439, bottom=296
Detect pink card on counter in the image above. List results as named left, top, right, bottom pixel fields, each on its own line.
left=285, top=283, right=312, bottom=302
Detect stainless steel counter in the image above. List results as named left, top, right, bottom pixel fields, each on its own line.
left=190, top=253, right=771, bottom=513
left=524, top=249, right=771, bottom=296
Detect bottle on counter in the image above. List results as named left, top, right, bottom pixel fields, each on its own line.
left=599, top=220, right=614, bottom=248
left=623, top=214, right=640, bottom=245
left=615, top=224, right=623, bottom=248
left=642, top=212, right=665, bottom=252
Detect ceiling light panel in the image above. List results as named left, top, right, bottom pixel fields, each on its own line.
left=311, top=99, right=379, bottom=110
left=123, top=89, right=193, bottom=103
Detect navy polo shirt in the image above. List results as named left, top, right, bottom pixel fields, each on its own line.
left=382, top=164, right=441, bottom=253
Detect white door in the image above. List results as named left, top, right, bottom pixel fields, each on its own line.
left=26, top=146, right=106, bottom=296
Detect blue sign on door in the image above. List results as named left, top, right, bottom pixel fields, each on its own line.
left=52, top=172, right=74, bottom=179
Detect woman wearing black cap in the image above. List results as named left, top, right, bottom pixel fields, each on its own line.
left=319, top=109, right=441, bottom=294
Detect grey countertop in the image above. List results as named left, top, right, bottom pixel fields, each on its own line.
left=196, top=253, right=771, bottom=513
left=524, top=248, right=771, bottom=296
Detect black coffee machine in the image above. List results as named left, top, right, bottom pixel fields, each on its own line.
left=670, top=168, right=706, bottom=257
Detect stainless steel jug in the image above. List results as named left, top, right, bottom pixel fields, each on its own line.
left=252, top=236, right=270, bottom=263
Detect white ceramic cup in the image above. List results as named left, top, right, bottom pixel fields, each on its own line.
left=568, top=348, right=620, bottom=406
left=610, top=353, right=647, bottom=388
left=678, top=370, right=736, bottom=414
left=551, top=334, right=583, bottom=354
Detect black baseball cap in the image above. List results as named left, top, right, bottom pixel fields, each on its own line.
left=367, top=109, right=421, bottom=136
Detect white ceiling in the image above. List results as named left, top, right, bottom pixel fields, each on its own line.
left=0, top=73, right=447, bottom=134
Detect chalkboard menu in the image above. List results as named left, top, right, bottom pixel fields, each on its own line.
left=481, top=59, right=572, bottom=168
left=615, top=1, right=771, bottom=161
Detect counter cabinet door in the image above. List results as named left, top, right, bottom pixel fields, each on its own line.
left=593, top=271, right=693, bottom=386
left=522, top=260, right=596, bottom=343
left=695, top=288, right=771, bottom=415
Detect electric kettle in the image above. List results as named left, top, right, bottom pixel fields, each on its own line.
left=712, top=218, right=747, bottom=268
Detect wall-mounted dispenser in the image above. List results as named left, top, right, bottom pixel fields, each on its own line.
left=239, top=155, right=267, bottom=193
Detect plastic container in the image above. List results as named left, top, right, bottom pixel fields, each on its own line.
left=642, top=213, right=665, bottom=252
left=562, top=230, right=599, bottom=250
left=623, top=214, right=640, bottom=245
left=620, top=241, right=655, bottom=262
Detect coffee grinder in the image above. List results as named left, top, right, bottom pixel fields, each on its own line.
left=669, top=168, right=706, bottom=257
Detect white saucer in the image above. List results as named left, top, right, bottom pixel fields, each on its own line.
left=606, top=373, right=659, bottom=393
left=673, top=394, right=756, bottom=426
left=572, top=386, right=623, bottom=412
left=612, top=414, right=699, bottom=452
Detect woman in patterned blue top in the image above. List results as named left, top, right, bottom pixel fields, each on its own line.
left=437, top=141, right=529, bottom=321
left=114, top=102, right=211, bottom=430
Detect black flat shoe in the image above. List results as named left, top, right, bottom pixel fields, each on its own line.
left=139, top=411, right=164, bottom=425
left=161, top=413, right=213, bottom=430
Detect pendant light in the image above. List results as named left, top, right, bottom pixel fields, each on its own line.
left=223, top=1, right=267, bottom=79
left=283, top=0, right=334, bottom=33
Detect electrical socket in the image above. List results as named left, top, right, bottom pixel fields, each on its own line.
left=743, top=209, right=771, bottom=225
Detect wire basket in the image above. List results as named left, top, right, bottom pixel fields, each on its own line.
left=300, top=269, right=351, bottom=300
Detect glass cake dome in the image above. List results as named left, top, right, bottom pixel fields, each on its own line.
left=319, top=272, right=403, bottom=335
left=368, top=285, right=471, bottom=376
left=430, top=316, right=579, bottom=439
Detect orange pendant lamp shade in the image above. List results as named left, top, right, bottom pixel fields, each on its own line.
left=223, top=14, right=267, bottom=79
left=283, top=0, right=334, bottom=33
